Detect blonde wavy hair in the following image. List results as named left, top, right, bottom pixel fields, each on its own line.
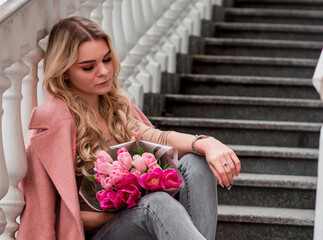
left=43, top=16, right=138, bottom=175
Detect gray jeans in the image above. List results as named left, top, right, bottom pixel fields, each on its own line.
left=89, top=153, right=218, bottom=240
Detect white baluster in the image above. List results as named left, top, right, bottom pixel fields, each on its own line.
left=122, top=0, right=138, bottom=50
left=0, top=16, right=13, bottom=234
left=162, top=0, right=173, bottom=11
left=91, top=0, right=104, bottom=25
left=141, top=0, right=154, bottom=29
left=45, top=0, right=55, bottom=33
left=112, top=0, right=127, bottom=61
left=189, top=7, right=202, bottom=36
left=151, top=0, right=163, bottom=20
left=37, top=36, right=49, bottom=105
left=161, top=41, right=176, bottom=73
left=146, top=52, right=162, bottom=93
left=201, top=0, right=212, bottom=20
left=127, top=68, right=144, bottom=108
left=78, top=0, right=98, bottom=18
left=56, top=0, right=67, bottom=21
left=154, top=47, right=168, bottom=72
left=132, top=0, right=146, bottom=37
left=1, top=61, right=29, bottom=240
left=102, top=0, right=114, bottom=44
left=67, top=0, right=78, bottom=16
left=0, top=71, right=10, bottom=237
left=21, top=47, right=43, bottom=139
left=119, top=0, right=142, bottom=95
left=195, top=2, right=207, bottom=20
left=136, top=63, right=153, bottom=93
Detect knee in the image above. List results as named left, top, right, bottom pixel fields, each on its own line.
left=178, top=153, right=215, bottom=180
left=138, top=192, right=186, bottom=215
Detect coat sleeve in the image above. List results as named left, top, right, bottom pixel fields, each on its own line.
left=17, top=144, right=57, bottom=240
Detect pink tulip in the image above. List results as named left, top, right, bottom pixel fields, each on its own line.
left=94, top=173, right=108, bottom=185
left=132, top=154, right=148, bottom=172
left=117, top=151, right=133, bottom=170
left=162, top=168, right=183, bottom=189
left=109, top=169, right=129, bottom=185
left=142, top=153, right=159, bottom=172
left=114, top=173, right=141, bottom=191
left=96, top=150, right=113, bottom=163
left=132, top=132, right=141, bottom=139
left=117, top=147, right=128, bottom=155
left=94, top=159, right=113, bottom=175
left=96, top=189, right=124, bottom=210
left=119, top=187, right=141, bottom=209
left=130, top=168, right=142, bottom=179
left=114, top=174, right=141, bottom=209
left=112, top=161, right=124, bottom=171
left=100, top=177, right=113, bottom=190
left=139, top=168, right=163, bottom=191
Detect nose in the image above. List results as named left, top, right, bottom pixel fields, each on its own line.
left=96, top=62, right=109, bottom=77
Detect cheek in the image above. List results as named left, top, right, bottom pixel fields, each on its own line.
left=68, top=71, right=92, bottom=89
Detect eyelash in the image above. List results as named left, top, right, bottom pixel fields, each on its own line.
left=82, top=57, right=112, bottom=71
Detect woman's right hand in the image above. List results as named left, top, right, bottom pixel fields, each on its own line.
left=81, top=211, right=118, bottom=232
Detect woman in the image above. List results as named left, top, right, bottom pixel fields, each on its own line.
left=18, top=16, right=240, bottom=240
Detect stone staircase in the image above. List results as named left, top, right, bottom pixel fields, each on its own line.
left=143, top=0, right=323, bottom=239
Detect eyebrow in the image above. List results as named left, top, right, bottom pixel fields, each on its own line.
left=78, top=50, right=111, bottom=64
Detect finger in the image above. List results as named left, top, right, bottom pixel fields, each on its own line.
left=207, top=162, right=224, bottom=187
left=219, top=155, right=234, bottom=185
left=230, top=151, right=241, bottom=176
left=225, top=154, right=236, bottom=180
left=213, top=160, right=231, bottom=187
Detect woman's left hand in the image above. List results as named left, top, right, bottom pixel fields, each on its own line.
left=197, top=137, right=241, bottom=189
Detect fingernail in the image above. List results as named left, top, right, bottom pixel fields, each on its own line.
left=220, top=183, right=225, bottom=188
left=226, top=184, right=232, bottom=190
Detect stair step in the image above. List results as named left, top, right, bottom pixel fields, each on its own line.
left=218, top=204, right=314, bottom=226
left=192, top=55, right=316, bottom=78
left=231, top=144, right=318, bottom=159
left=230, top=145, right=318, bottom=176
left=204, top=38, right=323, bottom=59
left=179, top=74, right=319, bottom=99
left=218, top=173, right=316, bottom=209
left=216, top=205, right=314, bottom=239
left=225, top=8, right=323, bottom=26
left=214, top=22, right=323, bottom=41
left=233, top=173, right=316, bottom=189
left=164, top=94, right=323, bottom=122
left=235, top=0, right=323, bottom=11
left=149, top=117, right=321, bottom=148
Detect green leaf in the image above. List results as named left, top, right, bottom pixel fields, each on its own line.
left=86, top=175, right=97, bottom=183
left=137, top=145, right=144, bottom=156
left=93, top=197, right=102, bottom=210
left=158, top=158, right=161, bottom=167
left=148, top=149, right=155, bottom=154
left=162, top=164, right=170, bottom=170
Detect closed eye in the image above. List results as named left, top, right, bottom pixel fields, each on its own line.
left=103, top=57, right=112, bottom=63
left=82, top=66, right=94, bottom=71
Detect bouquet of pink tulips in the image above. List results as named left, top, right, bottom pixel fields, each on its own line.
left=79, top=133, right=184, bottom=212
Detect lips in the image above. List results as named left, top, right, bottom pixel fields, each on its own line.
left=97, top=79, right=110, bottom=86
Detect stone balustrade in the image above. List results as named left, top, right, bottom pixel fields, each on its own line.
left=0, top=0, right=218, bottom=238
left=312, top=49, right=323, bottom=240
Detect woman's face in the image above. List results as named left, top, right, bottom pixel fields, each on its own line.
left=66, top=38, right=113, bottom=106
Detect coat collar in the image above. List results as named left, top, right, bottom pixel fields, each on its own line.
left=28, top=96, right=74, bottom=130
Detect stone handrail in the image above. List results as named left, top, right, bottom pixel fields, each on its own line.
left=0, top=0, right=218, bottom=238
left=312, top=49, right=323, bottom=240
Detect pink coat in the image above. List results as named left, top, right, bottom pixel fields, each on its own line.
left=17, top=96, right=152, bottom=240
